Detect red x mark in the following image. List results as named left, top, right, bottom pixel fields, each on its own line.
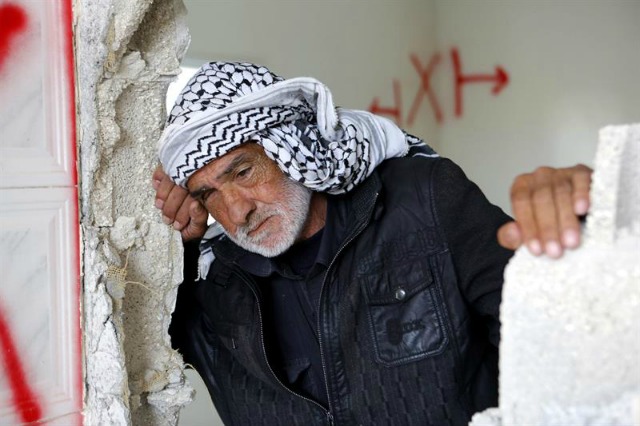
left=407, top=53, right=443, bottom=125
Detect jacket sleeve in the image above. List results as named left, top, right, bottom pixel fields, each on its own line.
left=169, top=239, right=202, bottom=363
left=169, top=240, right=235, bottom=424
left=431, top=158, right=514, bottom=347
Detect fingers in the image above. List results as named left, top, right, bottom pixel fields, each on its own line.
left=152, top=166, right=167, bottom=186
left=553, top=170, right=580, bottom=249
left=503, top=165, right=593, bottom=258
left=153, top=166, right=188, bottom=223
left=162, top=185, right=189, bottom=226
left=154, top=167, right=175, bottom=208
left=571, top=164, right=592, bottom=215
left=181, top=200, right=209, bottom=241
left=497, top=221, right=523, bottom=251
left=509, top=173, right=542, bottom=255
left=172, top=194, right=193, bottom=230
left=152, top=165, right=208, bottom=241
left=531, top=167, right=564, bottom=257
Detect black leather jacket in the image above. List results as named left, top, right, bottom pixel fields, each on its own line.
left=170, top=155, right=513, bottom=425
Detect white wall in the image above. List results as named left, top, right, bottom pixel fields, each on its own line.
left=434, top=0, right=640, bottom=210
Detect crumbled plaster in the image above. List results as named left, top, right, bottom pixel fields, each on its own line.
left=75, top=0, right=192, bottom=424
left=470, top=124, right=640, bottom=426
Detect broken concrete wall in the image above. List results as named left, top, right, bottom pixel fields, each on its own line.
left=74, top=0, right=192, bottom=424
left=470, top=124, right=640, bottom=426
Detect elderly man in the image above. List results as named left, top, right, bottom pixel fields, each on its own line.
left=153, top=62, right=591, bottom=425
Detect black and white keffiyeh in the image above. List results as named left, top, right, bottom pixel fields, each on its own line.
left=157, top=62, right=437, bottom=279
left=158, top=62, right=428, bottom=192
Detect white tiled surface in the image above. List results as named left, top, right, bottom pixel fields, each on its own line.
left=0, top=188, right=82, bottom=425
left=0, top=0, right=75, bottom=189
left=0, top=0, right=81, bottom=424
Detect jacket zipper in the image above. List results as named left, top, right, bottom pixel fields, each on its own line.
left=316, top=192, right=379, bottom=425
left=214, top=189, right=378, bottom=426
left=233, top=268, right=335, bottom=425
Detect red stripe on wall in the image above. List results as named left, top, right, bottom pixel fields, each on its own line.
left=61, top=1, right=84, bottom=424
left=0, top=304, right=43, bottom=424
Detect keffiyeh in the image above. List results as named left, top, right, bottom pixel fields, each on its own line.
left=158, top=62, right=425, bottom=193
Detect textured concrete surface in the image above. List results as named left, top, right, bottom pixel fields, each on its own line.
left=75, top=0, right=192, bottom=424
left=471, top=124, right=640, bottom=426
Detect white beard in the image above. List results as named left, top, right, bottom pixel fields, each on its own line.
left=225, top=179, right=313, bottom=257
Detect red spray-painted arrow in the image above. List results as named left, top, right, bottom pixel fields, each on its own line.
left=451, top=47, right=509, bottom=117
left=0, top=304, right=43, bottom=423
left=369, top=79, right=403, bottom=125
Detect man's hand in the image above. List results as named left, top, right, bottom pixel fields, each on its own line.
left=152, top=166, right=208, bottom=241
left=497, top=164, right=593, bottom=258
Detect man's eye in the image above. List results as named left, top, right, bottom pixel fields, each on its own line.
left=237, top=167, right=252, bottom=179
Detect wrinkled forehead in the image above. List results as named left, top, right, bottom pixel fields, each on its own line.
left=185, top=142, right=278, bottom=188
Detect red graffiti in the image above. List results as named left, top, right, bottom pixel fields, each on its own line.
left=451, top=47, right=509, bottom=117
left=0, top=304, right=43, bottom=423
left=369, top=79, right=402, bottom=125
left=62, top=0, right=84, bottom=411
left=408, top=53, right=443, bottom=125
left=369, top=48, right=509, bottom=125
left=0, top=3, right=28, bottom=72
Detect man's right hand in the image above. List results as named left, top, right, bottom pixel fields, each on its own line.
left=497, top=164, right=592, bottom=258
left=152, top=166, right=208, bottom=241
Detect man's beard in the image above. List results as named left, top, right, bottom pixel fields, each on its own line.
left=225, top=179, right=313, bottom=257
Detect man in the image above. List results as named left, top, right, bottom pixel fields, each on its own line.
left=154, top=62, right=591, bottom=425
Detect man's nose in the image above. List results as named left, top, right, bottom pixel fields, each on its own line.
left=223, top=186, right=255, bottom=226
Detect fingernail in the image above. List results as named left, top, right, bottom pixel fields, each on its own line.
left=162, top=215, right=172, bottom=225
left=155, top=199, right=164, bottom=209
left=574, top=199, right=589, bottom=215
left=173, top=221, right=183, bottom=230
left=152, top=180, right=160, bottom=190
left=562, top=229, right=579, bottom=248
left=528, top=239, right=542, bottom=256
left=546, top=241, right=562, bottom=258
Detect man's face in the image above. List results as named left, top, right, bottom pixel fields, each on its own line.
left=187, top=143, right=313, bottom=257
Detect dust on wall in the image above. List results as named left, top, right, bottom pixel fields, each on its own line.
left=75, top=0, right=193, bottom=424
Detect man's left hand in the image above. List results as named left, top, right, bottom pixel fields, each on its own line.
left=497, top=164, right=593, bottom=258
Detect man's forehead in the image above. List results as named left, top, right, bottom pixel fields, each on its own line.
left=187, top=143, right=266, bottom=186
left=214, top=143, right=265, bottom=168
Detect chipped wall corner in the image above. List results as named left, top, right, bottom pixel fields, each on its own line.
left=74, top=0, right=193, bottom=424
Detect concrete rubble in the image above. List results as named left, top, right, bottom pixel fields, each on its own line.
left=74, top=0, right=193, bottom=424
left=470, top=124, right=640, bottom=426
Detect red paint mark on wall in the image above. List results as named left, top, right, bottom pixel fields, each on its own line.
left=369, top=48, right=509, bottom=125
left=0, top=3, right=28, bottom=72
left=407, top=53, right=443, bottom=125
left=451, top=47, right=509, bottom=117
left=369, top=79, right=402, bottom=125
left=0, top=304, right=43, bottom=423
left=62, top=0, right=84, bottom=414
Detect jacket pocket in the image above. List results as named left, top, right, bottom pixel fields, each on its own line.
left=361, top=261, right=448, bottom=367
